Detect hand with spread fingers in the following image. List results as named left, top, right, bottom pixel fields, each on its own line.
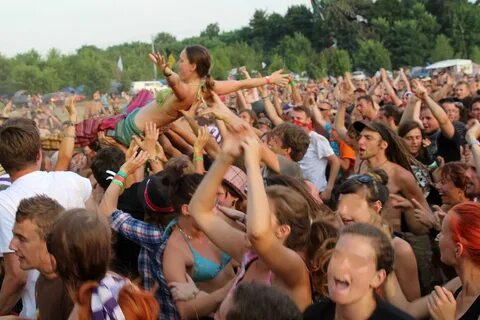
left=269, top=69, right=290, bottom=87
left=119, top=148, right=149, bottom=176
left=148, top=52, right=169, bottom=74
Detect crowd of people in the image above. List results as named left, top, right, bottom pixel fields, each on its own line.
left=0, top=44, right=480, bottom=320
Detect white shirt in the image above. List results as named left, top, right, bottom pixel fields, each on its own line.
left=0, top=170, right=92, bottom=319
left=299, top=131, right=334, bottom=192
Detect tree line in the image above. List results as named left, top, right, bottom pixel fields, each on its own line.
left=1, top=0, right=479, bottom=96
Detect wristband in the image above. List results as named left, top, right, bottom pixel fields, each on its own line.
left=265, top=76, right=271, bottom=84
left=63, top=134, right=75, bottom=138
left=117, top=170, right=127, bottom=179
left=289, top=79, right=297, bottom=86
left=469, top=140, right=480, bottom=146
left=193, top=156, right=204, bottom=162
left=111, top=179, right=125, bottom=189
left=63, top=120, right=75, bottom=127
left=113, top=175, right=126, bottom=184
left=261, top=95, right=268, bottom=100
left=428, top=161, right=439, bottom=171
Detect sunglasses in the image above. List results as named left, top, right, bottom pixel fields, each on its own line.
left=347, top=174, right=379, bottom=199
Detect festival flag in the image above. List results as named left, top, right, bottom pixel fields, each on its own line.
left=117, top=56, right=124, bottom=72
left=168, top=54, right=176, bottom=68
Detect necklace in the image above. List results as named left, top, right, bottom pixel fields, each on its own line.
left=372, top=159, right=388, bottom=170
left=178, top=226, right=193, bottom=240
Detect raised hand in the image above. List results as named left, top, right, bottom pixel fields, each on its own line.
left=194, top=126, right=210, bottom=155
left=64, top=95, right=77, bottom=116
left=143, top=121, right=160, bottom=155
left=411, top=79, right=429, bottom=100
left=120, top=148, right=149, bottom=176
left=241, top=135, right=262, bottom=167
left=269, top=69, right=290, bottom=87
left=148, top=52, right=168, bottom=73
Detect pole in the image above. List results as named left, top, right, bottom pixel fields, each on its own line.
left=151, top=35, right=157, bottom=80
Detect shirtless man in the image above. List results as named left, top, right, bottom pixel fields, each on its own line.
left=353, top=120, right=430, bottom=235
left=83, top=90, right=104, bottom=120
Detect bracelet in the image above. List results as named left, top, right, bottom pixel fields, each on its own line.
left=117, top=170, right=127, bottom=179
left=261, top=95, right=269, bottom=100
left=193, top=156, right=204, bottom=162
left=469, top=140, right=480, bottom=146
left=113, top=175, right=126, bottom=185
left=289, top=79, right=297, bottom=86
left=164, top=72, right=173, bottom=77
left=63, top=134, right=75, bottom=138
left=148, top=156, right=161, bottom=163
left=111, top=179, right=125, bottom=189
left=63, top=120, right=75, bottom=127
left=265, top=76, right=271, bottom=84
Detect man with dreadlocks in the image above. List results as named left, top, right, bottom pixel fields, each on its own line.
left=353, top=120, right=436, bottom=294
left=353, top=120, right=430, bottom=234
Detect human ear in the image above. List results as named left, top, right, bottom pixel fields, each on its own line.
left=370, top=269, right=387, bottom=289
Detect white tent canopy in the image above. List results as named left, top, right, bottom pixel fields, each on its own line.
left=426, top=59, right=473, bottom=74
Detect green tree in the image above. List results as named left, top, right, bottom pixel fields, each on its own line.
left=354, top=40, right=391, bottom=74
left=200, top=23, right=220, bottom=38
left=321, top=48, right=352, bottom=76
left=275, top=33, right=314, bottom=73
left=471, top=46, right=480, bottom=64
left=430, top=34, right=454, bottom=63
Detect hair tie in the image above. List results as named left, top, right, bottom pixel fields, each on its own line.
left=105, top=170, right=116, bottom=181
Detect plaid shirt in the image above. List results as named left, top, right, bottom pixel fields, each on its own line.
left=110, top=210, right=179, bottom=320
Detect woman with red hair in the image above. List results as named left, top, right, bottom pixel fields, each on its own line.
left=386, top=202, right=480, bottom=319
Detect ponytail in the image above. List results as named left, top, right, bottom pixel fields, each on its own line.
left=204, top=73, right=216, bottom=92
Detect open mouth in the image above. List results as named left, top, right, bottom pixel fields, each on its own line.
left=341, top=218, right=354, bottom=225
left=333, top=277, right=351, bottom=290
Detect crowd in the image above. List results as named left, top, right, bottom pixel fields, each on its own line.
left=0, top=44, right=480, bottom=320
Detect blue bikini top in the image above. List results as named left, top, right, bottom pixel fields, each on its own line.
left=173, top=221, right=231, bottom=283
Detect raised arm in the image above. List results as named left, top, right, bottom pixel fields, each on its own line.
left=413, top=80, right=455, bottom=139
left=258, top=84, right=284, bottom=126
left=242, top=135, right=309, bottom=288
left=149, top=52, right=191, bottom=101
left=98, top=149, right=149, bottom=218
left=213, top=70, right=289, bottom=95
left=381, top=68, right=403, bottom=107
left=466, top=120, right=480, bottom=174
left=189, top=129, right=248, bottom=263
left=55, top=95, right=77, bottom=171
left=399, top=96, right=423, bottom=128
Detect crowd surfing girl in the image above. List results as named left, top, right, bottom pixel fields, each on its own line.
left=189, top=129, right=338, bottom=319
left=75, top=45, right=289, bottom=147
left=47, top=208, right=159, bottom=319
left=335, top=170, right=421, bottom=301
left=303, top=223, right=414, bottom=320
left=385, top=202, right=480, bottom=320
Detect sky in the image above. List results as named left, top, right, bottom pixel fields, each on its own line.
left=1, top=0, right=308, bottom=57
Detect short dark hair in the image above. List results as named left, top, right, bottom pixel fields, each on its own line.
left=357, top=95, right=374, bottom=105
left=226, top=283, right=302, bottom=320
left=380, top=104, right=401, bottom=125
left=272, top=122, right=310, bottom=161
left=291, top=105, right=312, bottom=119
left=16, top=195, right=65, bottom=240
left=0, top=118, right=41, bottom=172
left=91, top=147, right=126, bottom=190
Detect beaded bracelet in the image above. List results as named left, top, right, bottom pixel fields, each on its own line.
left=193, top=156, right=204, bottom=162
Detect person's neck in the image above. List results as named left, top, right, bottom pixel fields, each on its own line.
left=335, top=292, right=377, bottom=320
left=457, top=259, right=480, bottom=297
left=38, top=255, right=59, bottom=280
left=366, top=153, right=389, bottom=169
left=178, top=216, right=202, bottom=239
left=9, top=165, right=39, bottom=182
left=185, top=76, right=201, bottom=86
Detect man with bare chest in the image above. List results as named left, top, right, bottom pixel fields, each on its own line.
left=353, top=120, right=430, bottom=235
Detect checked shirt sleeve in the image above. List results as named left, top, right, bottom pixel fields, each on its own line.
left=110, top=209, right=163, bottom=247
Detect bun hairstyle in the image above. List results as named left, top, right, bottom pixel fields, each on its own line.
left=184, top=45, right=215, bottom=92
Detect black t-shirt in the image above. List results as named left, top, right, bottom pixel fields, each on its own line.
left=111, top=182, right=144, bottom=279
left=427, top=126, right=461, bottom=163
left=303, top=298, right=414, bottom=320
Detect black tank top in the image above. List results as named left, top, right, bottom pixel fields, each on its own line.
left=454, top=287, right=480, bottom=320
